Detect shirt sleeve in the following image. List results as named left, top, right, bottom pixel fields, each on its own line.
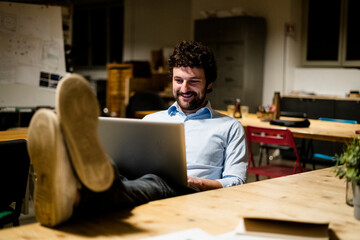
left=217, top=120, right=248, bottom=187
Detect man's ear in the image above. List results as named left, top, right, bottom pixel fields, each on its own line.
left=206, top=82, right=213, bottom=93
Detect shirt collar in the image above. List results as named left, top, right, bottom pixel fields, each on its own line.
left=168, top=101, right=214, bottom=119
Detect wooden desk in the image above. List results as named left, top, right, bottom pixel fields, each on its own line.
left=0, top=129, right=28, bottom=141
left=136, top=111, right=359, bottom=143
left=237, top=113, right=359, bottom=143
left=0, top=168, right=359, bottom=239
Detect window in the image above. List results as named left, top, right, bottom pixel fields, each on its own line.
left=72, top=1, right=124, bottom=68
left=303, top=0, right=360, bottom=67
left=344, top=0, right=360, bottom=63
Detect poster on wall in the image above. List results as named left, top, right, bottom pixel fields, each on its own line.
left=0, top=2, right=66, bottom=91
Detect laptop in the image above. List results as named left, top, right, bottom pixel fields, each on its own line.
left=97, top=117, right=188, bottom=187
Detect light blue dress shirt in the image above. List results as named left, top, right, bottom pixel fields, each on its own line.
left=143, top=101, right=248, bottom=187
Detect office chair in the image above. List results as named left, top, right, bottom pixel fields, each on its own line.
left=310, top=118, right=358, bottom=169
left=317, top=117, right=357, bottom=125
left=246, top=126, right=307, bottom=181
left=0, top=139, right=30, bottom=228
left=126, top=91, right=167, bottom=118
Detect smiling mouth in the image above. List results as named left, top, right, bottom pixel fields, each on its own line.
left=181, top=92, right=193, bottom=98
left=179, top=92, right=196, bottom=102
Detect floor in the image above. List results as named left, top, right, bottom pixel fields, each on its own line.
left=4, top=151, right=331, bottom=229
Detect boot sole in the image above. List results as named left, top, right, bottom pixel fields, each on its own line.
left=27, top=109, right=76, bottom=227
left=56, top=74, right=114, bottom=192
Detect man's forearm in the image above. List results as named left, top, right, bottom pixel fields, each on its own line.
left=187, top=177, right=223, bottom=191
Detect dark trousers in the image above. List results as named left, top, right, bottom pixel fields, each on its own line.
left=75, top=166, right=195, bottom=217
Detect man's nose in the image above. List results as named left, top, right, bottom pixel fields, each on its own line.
left=181, top=80, right=190, bottom=92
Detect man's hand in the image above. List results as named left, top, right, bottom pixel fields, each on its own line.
left=187, top=176, right=222, bottom=191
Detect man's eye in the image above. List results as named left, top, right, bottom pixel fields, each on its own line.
left=190, top=81, right=200, bottom=84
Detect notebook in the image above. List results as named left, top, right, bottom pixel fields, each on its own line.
left=97, top=117, right=188, bottom=187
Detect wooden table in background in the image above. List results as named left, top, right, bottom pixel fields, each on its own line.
left=0, top=128, right=28, bottom=141
left=136, top=111, right=359, bottom=143
left=236, top=113, right=359, bottom=143
left=0, top=168, right=359, bottom=239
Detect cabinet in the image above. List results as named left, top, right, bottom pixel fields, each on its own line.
left=281, top=95, right=360, bottom=122
left=281, top=95, right=360, bottom=157
left=106, top=64, right=133, bottom=117
left=0, top=107, right=36, bottom=130
left=194, top=16, right=266, bottom=112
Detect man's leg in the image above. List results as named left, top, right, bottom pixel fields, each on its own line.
left=28, top=110, right=180, bottom=226
left=55, top=74, right=192, bottom=216
left=28, top=74, right=186, bottom=227
left=74, top=173, right=179, bottom=217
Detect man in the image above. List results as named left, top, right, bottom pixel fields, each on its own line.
left=143, top=40, right=247, bottom=191
left=28, top=40, right=247, bottom=227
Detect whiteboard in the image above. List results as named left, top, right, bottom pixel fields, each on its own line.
left=0, top=2, right=66, bottom=107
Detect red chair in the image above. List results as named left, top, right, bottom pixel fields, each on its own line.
left=246, top=126, right=307, bottom=180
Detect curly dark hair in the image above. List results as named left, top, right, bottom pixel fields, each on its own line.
left=168, top=40, right=217, bottom=93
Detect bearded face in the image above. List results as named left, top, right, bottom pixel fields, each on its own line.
left=172, top=67, right=212, bottom=114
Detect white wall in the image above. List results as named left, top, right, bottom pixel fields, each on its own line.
left=294, top=68, right=360, bottom=96
left=123, top=0, right=191, bottom=61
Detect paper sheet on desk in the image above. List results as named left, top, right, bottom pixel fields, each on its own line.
left=140, top=228, right=215, bottom=240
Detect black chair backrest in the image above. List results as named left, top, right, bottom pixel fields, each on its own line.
left=126, top=91, right=167, bottom=118
left=0, top=139, right=30, bottom=211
